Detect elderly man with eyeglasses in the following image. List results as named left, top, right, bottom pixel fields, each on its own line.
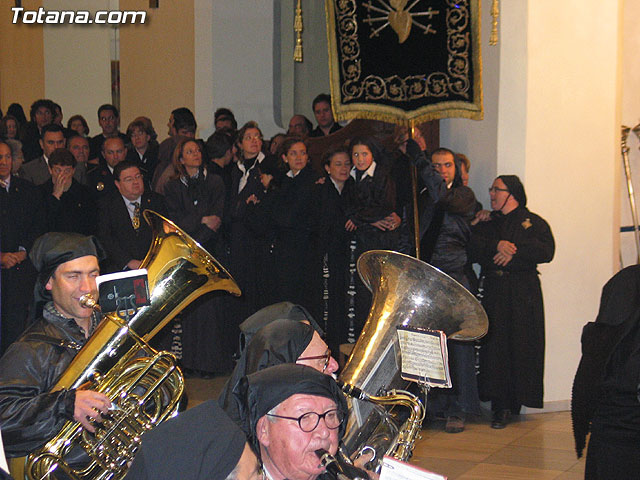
left=234, top=364, right=349, bottom=480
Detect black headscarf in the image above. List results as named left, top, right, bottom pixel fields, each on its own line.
left=125, top=400, right=247, bottom=480
left=497, top=175, right=527, bottom=207
left=239, top=301, right=323, bottom=350
left=218, top=318, right=315, bottom=424
left=233, top=364, right=348, bottom=456
left=28, top=232, right=105, bottom=320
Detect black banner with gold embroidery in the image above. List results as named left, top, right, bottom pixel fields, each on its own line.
left=325, top=0, right=482, bottom=125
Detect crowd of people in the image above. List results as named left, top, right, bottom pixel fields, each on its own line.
left=0, top=93, right=557, bottom=478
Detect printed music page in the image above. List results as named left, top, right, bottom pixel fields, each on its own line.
left=380, top=456, right=447, bottom=480
left=0, top=428, right=9, bottom=474
left=396, top=326, right=451, bottom=388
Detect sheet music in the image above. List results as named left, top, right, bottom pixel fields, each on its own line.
left=397, top=326, right=451, bottom=388
left=0, top=429, right=9, bottom=475
left=380, top=456, right=447, bottom=480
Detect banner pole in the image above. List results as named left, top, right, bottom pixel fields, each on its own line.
left=410, top=123, right=421, bottom=259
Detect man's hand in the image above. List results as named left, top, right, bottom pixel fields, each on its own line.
left=353, top=450, right=380, bottom=480
left=471, top=209, right=491, bottom=225
left=1, top=252, right=19, bottom=269
left=201, top=215, right=222, bottom=232
left=1, top=251, right=26, bottom=269
left=126, top=259, right=142, bottom=270
left=52, top=169, right=73, bottom=199
left=497, top=240, right=517, bottom=256
left=246, top=194, right=259, bottom=205
left=74, top=390, right=112, bottom=433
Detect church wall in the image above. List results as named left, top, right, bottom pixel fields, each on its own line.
left=523, top=0, right=620, bottom=407
left=42, top=0, right=112, bottom=135
left=119, top=0, right=195, bottom=138
left=0, top=1, right=45, bottom=115
left=619, top=0, right=640, bottom=267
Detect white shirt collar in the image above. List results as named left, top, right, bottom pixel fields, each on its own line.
left=350, top=160, right=376, bottom=180
left=237, top=151, right=265, bottom=192
left=329, top=177, right=344, bottom=194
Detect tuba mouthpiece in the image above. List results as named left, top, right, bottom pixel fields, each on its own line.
left=79, top=294, right=100, bottom=311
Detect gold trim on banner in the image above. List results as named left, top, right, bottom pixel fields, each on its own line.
left=490, top=0, right=499, bottom=45
left=324, top=0, right=483, bottom=125
left=294, top=0, right=303, bottom=62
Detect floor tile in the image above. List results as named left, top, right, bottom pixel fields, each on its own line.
left=511, top=429, right=577, bottom=451
left=483, top=445, right=581, bottom=472
left=457, top=463, right=563, bottom=480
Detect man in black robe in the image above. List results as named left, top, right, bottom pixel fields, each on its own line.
left=233, top=364, right=349, bottom=480
left=469, top=175, right=555, bottom=428
left=125, top=400, right=260, bottom=480
left=572, top=265, right=640, bottom=479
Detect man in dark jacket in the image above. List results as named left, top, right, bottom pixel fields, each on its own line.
left=97, top=160, right=166, bottom=273
left=0, top=232, right=111, bottom=464
left=0, top=140, right=45, bottom=354
left=40, top=148, right=96, bottom=236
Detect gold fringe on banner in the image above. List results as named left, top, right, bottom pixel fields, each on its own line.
left=294, top=0, right=303, bottom=62
left=490, top=0, right=499, bottom=46
left=325, top=0, right=483, bottom=125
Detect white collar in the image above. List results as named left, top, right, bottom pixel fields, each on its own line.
left=330, top=177, right=344, bottom=194
left=350, top=160, right=376, bottom=180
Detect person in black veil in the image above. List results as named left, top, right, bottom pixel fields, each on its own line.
left=125, top=400, right=261, bottom=480
left=572, top=265, right=640, bottom=479
left=219, top=310, right=338, bottom=426
left=470, top=175, right=554, bottom=428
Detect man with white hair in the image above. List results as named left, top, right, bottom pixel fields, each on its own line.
left=234, top=364, right=350, bottom=480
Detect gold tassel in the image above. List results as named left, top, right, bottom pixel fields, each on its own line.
left=490, top=0, right=499, bottom=46
left=294, top=0, right=303, bottom=62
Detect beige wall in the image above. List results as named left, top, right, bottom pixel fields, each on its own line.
left=0, top=1, right=45, bottom=114
left=119, top=0, right=195, bottom=139
left=523, top=0, right=620, bottom=406
left=42, top=0, right=112, bottom=135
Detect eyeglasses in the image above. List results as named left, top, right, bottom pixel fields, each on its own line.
left=266, top=408, right=344, bottom=432
left=298, top=349, right=331, bottom=372
left=488, top=187, right=509, bottom=193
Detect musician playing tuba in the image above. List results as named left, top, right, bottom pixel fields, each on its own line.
left=0, top=233, right=112, bottom=460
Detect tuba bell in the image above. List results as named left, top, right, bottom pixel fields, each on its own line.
left=16, top=210, right=241, bottom=480
left=339, top=250, right=488, bottom=468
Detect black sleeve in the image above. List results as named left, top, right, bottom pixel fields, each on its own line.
left=0, top=342, right=76, bottom=456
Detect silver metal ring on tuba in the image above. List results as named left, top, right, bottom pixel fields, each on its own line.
left=20, top=210, right=241, bottom=480
left=339, top=250, right=488, bottom=469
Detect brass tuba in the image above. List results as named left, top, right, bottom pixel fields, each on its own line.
left=339, top=250, right=488, bottom=468
left=18, top=210, right=241, bottom=480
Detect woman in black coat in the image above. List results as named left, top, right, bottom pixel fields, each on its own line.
left=345, top=136, right=401, bottom=334
left=164, top=138, right=230, bottom=374
left=313, top=147, right=355, bottom=353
